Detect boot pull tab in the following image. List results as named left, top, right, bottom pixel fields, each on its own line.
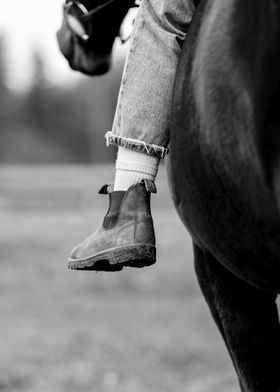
left=98, top=184, right=114, bottom=195
left=143, top=179, right=157, bottom=194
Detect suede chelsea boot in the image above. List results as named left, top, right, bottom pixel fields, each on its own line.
left=68, top=179, right=157, bottom=271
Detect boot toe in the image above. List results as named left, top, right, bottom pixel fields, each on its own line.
left=68, top=242, right=83, bottom=261
left=68, top=241, right=124, bottom=272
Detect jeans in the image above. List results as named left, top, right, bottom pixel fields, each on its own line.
left=105, top=0, right=195, bottom=158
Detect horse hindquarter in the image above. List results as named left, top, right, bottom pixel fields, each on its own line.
left=169, top=0, right=280, bottom=292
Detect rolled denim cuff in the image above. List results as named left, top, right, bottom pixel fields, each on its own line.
left=105, top=131, right=169, bottom=159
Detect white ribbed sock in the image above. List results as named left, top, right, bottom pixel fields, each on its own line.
left=114, top=147, right=159, bottom=191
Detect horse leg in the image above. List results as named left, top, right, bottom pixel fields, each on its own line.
left=193, top=244, right=280, bottom=392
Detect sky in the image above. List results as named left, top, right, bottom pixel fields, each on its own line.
left=0, top=0, right=128, bottom=91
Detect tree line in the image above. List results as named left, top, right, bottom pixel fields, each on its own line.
left=0, top=36, right=124, bottom=163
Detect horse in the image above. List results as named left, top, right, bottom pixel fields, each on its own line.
left=57, top=0, right=136, bottom=75
left=59, top=0, right=280, bottom=389
left=169, top=0, right=280, bottom=390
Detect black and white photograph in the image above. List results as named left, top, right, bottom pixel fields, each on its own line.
left=1, top=1, right=280, bottom=391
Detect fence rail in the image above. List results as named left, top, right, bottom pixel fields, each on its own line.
left=0, top=164, right=171, bottom=210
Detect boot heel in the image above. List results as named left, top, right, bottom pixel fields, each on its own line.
left=118, top=244, right=156, bottom=268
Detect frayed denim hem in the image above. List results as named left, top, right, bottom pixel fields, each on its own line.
left=105, top=131, right=169, bottom=159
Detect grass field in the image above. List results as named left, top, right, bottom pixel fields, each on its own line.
left=0, top=165, right=240, bottom=392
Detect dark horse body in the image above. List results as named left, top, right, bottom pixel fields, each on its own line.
left=169, top=0, right=280, bottom=390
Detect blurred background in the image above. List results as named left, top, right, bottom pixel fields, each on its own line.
left=0, top=1, right=239, bottom=391
left=0, top=0, right=128, bottom=163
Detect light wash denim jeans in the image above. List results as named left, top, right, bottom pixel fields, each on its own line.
left=105, top=0, right=195, bottom=158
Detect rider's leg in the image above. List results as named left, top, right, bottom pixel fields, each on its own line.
left=69, top=0, right=195, bottom=271
left=106, top=0, right=195, bottom=190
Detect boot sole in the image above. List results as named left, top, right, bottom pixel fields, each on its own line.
left=68, top=244, right=156, bottom=271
